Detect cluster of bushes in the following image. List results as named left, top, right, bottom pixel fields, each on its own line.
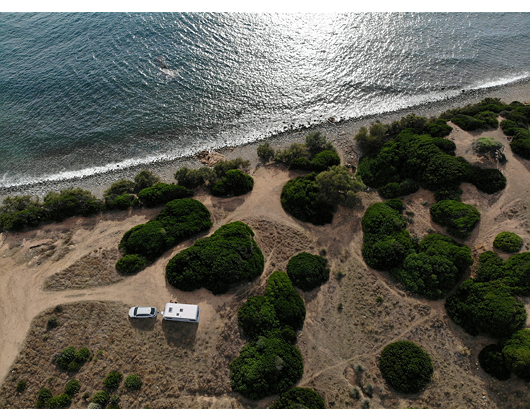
left=87, top=372, right=141, bottom=409
left=430, top=200, right=481, bottom=239
left=446, top=249, right=530, bottom=341
left=231, top=271, right=306, bottom=400
left=55, top=346, right=91, bottom=372
left=478, top=344, right=511, bottom=380
left=116, top=198, right=212, bottom=275
left=441, top=97, right=530, bottom=159
left=362, top=201, right=473, bottom=299
left=35, top=379, right=80, bottom=409
left=378, top=341, right=434, bottom=393
left=281, top=166, right=364, bottom=225
left=354, top=113, right=453, bottom=155
left=174, top=158, right=254, bottom=197
left=259, top=132, right=339, bottom=173
left=357, top=128, right=506, bottom=199
left=286, top=252, right=330, bottom=291
left=166, top=221, right=264, bottom=294
left=0, top=169, right=177, bottom=232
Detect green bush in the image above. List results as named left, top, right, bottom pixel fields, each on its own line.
left=361, top=202, right=413, bottom=271
left=103, top=371, right=123, bottom=389
left=92, top=390, right=110, bottom=406
left=493, top=231, right=523, bottom=253
left=229, top=336, right=304, bottom=400
left=124, top=374, right=143, bottom=390
left=391, top=233, right=473, bottom=299
left=380, top=179, right=420, bottom=199
left=137, top=183, right=192, bottom=207
left=445, top=278, right=527, bottom=338
left=475, top=137, right=503, bottom=154
left=166, top=221, right=264, bottom=294
left=238, top=296, right=280, bottom=340
left=379, top=341, right=433, bottom=393
left=478, top=344, right=511, bottom=380
left=475, top=251, right=504, bottom=282
left=425, top=119, right=453, bottom=138
left=315, top=166, right=364, bottom=208
left=35, top=387, right=52, bottom=408
left=16, top=380, right=27, bottom=392
left=451, top=114, right=489, bottom=131
left=305, top=131, right=334, bottom=157
left=174, top=166, right=216, bottom=189
left=56, top=346, right=77, bottom=370
left=103, top=179, right=135, bottom=207
left=265, top=271, right=306, bottom=332
left=502, top=252, right=530, bottom=296
left=288, top=157, right=313, bottom=171
left=213, top=158, right=250, bottom=179
left=47, top=316, right=58, bottom=330
left=357, top=128, right=505, bottom=197
left=67, top=361, right=80, bottom=372
left=280, top=173, right=334, bottom=225
left=287, top=252, right=330, bottom=291
left=310, top=150, right=341, bottom=172
left=275, top=143, right=310, bottom=166
left=134, top=169, right=161, bottom=193
left=43, top=188, right=102, bottom=222
left=257, top=142, right=275, bottom=162
left=430, top=200, right=480, bottom=239
left=115, top=254, right=148, bottom=275
left=269, top=387, right=325, bottom=409
left=510, top=136, right=530, bottom=159
left=355, top=122, right=389, bottom=154
left=119, top=198, right=212, bottom=263
left=0, top=196, right=48, bottom=231
left=45, top=393, right=71, bottom=409
left=64, top=379, right=81, bottom=396
left=211, top=169, right=254, bottom=196
left=502, top=329, right=530, bottom=379
left=107, top=193, right=138, bottom=210
left=432, top=137, right=456, bottom=155
left=434, top=186, right=463, bottom=202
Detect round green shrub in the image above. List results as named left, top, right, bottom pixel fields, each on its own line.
left=35, top=387, right=52, bottom=408
left=502, top=329, right=530, bottom=379
left=379, top=341, right=433, bottom=393
left=137, top=183, right=192, bottom=207
left=281, top=173, right=334, bottom=225
left=493, top=231, right=523, bottom=253
left=45, top=393, right=72, bottom=409
left=478, top=344, right=511, bottom=380
left=64, top=379, right=81, bottom=396
left=257, top=142, right=275, bottom=162
left=124, top=374, right=143, bottom=390
left=265, top=271, right=306, bottom=331
left=134, top=169, right=161, bottom=193
left=311, top=150, right=341, bottom=172
left=75, top=347, right=91, bottom=363
left=47, top=316, right=58, bottom=330
left=230, top=337, right=304, bottom=400
left=67, top=361, right=80, bottom=372
left=238, top=296, right=279, bottom=340
left=287, top=252, right=330, bottom=291
left=16, top=380, right=27, bottom=392
left=166, top=221, right=264, bottom=295
left=115, top=254, right=148, bottom=275
left=109, top=193, right=137, bottom=210
left=269, top=387, right=325, bottom=409
left=56, top=346, right=76, bottom=370
left=92, top=390, right=111, bottom=406
left=430, top=200, right=481, bottom=239
left=211, top=169, right=254, bottom=197
left=103, top=371, right=123, bottom=389
left=475, top=251, right=504, bottom=282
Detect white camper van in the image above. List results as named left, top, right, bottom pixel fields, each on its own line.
left=161, top=303, right=200, bottom=323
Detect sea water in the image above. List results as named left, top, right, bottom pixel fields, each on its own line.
left=1, top=12, right=529, bottom=188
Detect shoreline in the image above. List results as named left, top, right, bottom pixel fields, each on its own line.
left=1, top=78, right=529, bottom=202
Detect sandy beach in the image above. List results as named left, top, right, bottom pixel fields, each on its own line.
left=1, top=86, right=530, bottom=408
left=1, top=79, right=530, bottom=203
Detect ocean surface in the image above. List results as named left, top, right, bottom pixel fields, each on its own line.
left=1, top=12, right=529, bottom=188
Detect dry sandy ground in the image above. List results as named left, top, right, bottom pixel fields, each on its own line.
left=1, top=121, right=530, bottom=409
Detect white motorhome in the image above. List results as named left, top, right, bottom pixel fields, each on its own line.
left=161, top=303, right=200, bottom=323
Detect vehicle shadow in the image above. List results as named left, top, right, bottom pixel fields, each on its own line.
left=162, top=320, right=198, bottom=348
left=128, top=317, right=157, bottom=331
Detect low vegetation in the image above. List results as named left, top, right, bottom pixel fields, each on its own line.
left=103, top=371, right=123, bottom=390
left=55, top=346, right=91, bottom=372
left=269, top=387, right=325, bottom=409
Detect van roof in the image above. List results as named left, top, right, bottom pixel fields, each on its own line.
left=163, top=303, right=199, bottom=319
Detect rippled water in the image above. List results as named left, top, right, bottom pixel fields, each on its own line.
left=1, top=12, right=529, bottom=187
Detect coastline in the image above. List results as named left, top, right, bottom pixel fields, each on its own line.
left=1, top=78, right=529, bottom=202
